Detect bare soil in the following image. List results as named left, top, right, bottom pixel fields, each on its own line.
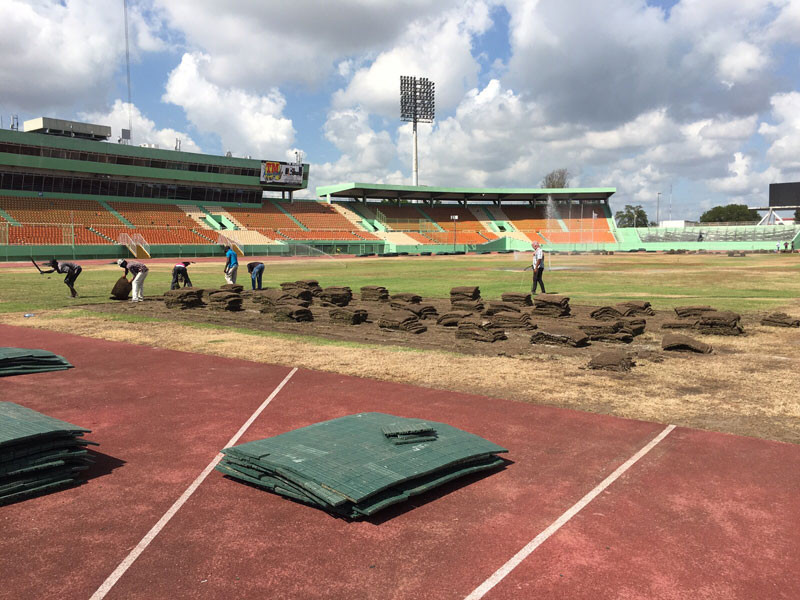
left=80, top=292, right=714, bottom=361
left=4, top=290, right=799, bottom=445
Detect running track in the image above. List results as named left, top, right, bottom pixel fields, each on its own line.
left=1, top=324, right=798, bottom=599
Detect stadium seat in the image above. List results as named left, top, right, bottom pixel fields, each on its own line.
left=421, top=231, right=497, bottom=245
left=0, top=196, right=123, bottom=226
left=419, top=206, right=496, bottom=238
left=110, top=201, right=195, bottom=228
left=8, top=224, right=112, bottom=245
left=224, top=203, right=298, bottom=229
left=282, top=201, right=365, bottom=231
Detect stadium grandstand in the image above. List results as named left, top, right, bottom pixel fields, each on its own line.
left=1, top=118, right=799, bottom=260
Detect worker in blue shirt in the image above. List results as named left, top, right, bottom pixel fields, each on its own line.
left=223, top=245, right=239, bottom=284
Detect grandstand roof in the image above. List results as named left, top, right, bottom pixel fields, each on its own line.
left=317, top=182, right=616, bottom=204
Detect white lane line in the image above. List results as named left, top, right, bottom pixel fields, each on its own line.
left=464, top=423, right=676, bottom=600
left=89, top=367, right=298, bottom=600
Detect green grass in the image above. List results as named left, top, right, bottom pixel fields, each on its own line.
left=1, top=253, right=799, bottom=314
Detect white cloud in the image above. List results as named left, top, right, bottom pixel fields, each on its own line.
left=698, top=115, right=759, bottom=140
left=765, top=0, right=800, bottom=42
left=153, top=0, right=464, bottom=90
left=502, top=0, right=780, bottom=127
left=332, top=1, right=492, bottom=116
left=594, top=113, right=760, bottom=209
left=599, top=164, right=667, bottom=207
left=583, top=110, right=677, bottom=151
left=717, top=42, right=769, bottom=87
left=402, top=80, right=550, bottom=187
left=707, top=152, right=780, bottom=197
left=381, top=75, right=770, bottom=218
left=311, top=107, right=404, bottom=191
left=80, top=100, right=201, bottom=153
left=0, top=0, right=164, bottom=113
left=163, top=53, right=295, bottom=159
left=759, top=92, right=800, bottom=173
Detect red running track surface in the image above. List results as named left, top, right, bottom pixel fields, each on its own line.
left=0, top=324, right=798, bottom=599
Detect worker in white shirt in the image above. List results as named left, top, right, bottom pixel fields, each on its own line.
left=529, top=242, right=546, bottom=294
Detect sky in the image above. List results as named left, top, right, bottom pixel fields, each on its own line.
left=1, top=0, right=799, bottom=220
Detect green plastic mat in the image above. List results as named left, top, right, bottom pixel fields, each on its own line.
left=0, top=402, right=95, bottom=505
left=217, top=413, right=508, bottom=518
left=0, top=348, right=73, bottom=377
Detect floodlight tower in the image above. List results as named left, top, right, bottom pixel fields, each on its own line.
left=400, top=76, right=435, bottom=186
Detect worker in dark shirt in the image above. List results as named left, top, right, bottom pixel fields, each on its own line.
left=170, top=261, right=193, bottom=289
left=40, top=259, right=82, bottom=297
left=247, top=261, right=265, bottom=290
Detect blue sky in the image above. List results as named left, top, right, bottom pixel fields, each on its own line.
left=1, top=0, right=799, bottom=220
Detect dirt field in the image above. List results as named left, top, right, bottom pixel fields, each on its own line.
left=77, top=292, right=747, bottom=360
left=4, top=281, right=799, bottom=445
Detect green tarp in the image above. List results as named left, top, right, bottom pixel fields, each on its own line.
left=217, top=412, right=507, bottom=518
left=0, top=348, right=73, bottom=377
left=0, top=402, right=96, bottom=505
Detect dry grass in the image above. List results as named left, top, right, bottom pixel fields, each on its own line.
left=3, top=308, right=799, bottom=444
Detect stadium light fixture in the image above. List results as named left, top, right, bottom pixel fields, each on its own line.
left=400, top=76, right=435, bottom=187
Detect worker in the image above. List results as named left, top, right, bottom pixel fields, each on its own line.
left=529, top=241, right=546, bottom=294
left=223, top=245, right=239, bottom=284
left=170, top=261, right=193, bottom=289
left=39, top=259, right=82, bottom=298
left=117, top=259, right=149, bottom=302
left=247, top=261, right=265, bottom=290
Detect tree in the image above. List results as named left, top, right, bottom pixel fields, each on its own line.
left=614, top=205, right=651, bottom=228
left=794, top=207, right=800, bottom=222
left=699, top=204, right=760, bottom=223
left=541, top=168, right=570, bottom=188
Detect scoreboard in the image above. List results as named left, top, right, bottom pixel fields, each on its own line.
left=769, top=182, right=800, bottom=207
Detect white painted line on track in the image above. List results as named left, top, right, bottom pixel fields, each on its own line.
left=464, top=423, right=676, bottom=600
left=89, top=367, right=299, bottom=600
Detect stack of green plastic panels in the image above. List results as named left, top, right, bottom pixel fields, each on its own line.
left=0, top=348, right=73, bottom=377
left=0, top=402, right=96, bottom=505
left=217, top=412, right=507, bottom=518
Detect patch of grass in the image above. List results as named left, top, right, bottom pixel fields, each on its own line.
left=2, top=253, right=799, bottom=314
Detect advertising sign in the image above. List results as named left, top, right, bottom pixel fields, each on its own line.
left=260, top=161, right=304, bottom=185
